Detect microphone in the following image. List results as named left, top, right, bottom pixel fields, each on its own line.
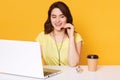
left=61, top=27, right=71, bottom=30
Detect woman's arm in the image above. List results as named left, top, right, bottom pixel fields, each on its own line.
left=68, top=37, right=82, bottom=67
left=64, top=23, right=82, bottom=67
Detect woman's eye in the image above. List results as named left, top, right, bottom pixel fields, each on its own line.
left=61, top=15, right=65, bottom=18
left=52, top=17, right=56, bottom=18
left=51, top=15, right=56, bottom=18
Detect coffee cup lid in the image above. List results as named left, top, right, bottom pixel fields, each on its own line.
left=87, top=54, right=99, bottom=59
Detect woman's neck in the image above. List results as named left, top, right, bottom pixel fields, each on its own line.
left=53, top=30, right=65, bottom=37
left=52, top=30, right=66, bottom=43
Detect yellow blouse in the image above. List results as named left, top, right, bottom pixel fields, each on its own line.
left=36, top=31, right=82, bottom=65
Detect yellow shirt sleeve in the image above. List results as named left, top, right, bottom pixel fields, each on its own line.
left=74, top=32, right=83, bottom=43
left=35, top=32, right=44, bottom=44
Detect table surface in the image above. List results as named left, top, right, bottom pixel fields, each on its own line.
left=0, top=65, right=120, bottom=80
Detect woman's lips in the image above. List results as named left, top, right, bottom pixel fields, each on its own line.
left=55, top=23, right=62, bottom=26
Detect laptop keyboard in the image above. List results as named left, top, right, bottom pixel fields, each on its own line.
left=44, top=71, right=52, bottom=76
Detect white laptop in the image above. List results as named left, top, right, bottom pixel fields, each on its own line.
left=0, top=39, right=61, bottom=79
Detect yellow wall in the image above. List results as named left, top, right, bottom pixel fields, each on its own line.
left=0, top=0, right=120, bottom=65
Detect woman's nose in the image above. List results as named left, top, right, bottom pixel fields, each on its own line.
left=56, top=17, right=60, bottom=22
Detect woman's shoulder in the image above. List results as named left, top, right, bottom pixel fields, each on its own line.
left=37, top=31, right=47, bottom=37
left=37, top=31, right=50, bottom=38
left=74, top=32, right=83, bottom=42
left=36, top=31, right=50, bottom=42
left=38, top=31, right=44, bottom=35
left=74, top=32, right=82, bottom=37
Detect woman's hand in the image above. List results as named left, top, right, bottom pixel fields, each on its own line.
left=64, top=23, right=75, bottom=38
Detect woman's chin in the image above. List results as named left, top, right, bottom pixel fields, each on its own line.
left=55, top=27, right=62, bottom=31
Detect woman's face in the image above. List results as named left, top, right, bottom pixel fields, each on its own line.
left=50, top=8, right=67, bottom=31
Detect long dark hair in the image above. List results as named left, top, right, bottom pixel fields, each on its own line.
left=44, top=1, right=73, bottom=34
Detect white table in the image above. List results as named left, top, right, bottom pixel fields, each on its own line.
left=0, top=66, right=120, bottom=80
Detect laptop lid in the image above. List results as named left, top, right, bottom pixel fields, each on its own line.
left=0, top=39, right=45, bottom=79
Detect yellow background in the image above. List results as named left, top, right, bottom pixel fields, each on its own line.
left=0, top=0, right=120, bottom=65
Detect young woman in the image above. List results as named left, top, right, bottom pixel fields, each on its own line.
left=36, top=1, right=83, bottom=67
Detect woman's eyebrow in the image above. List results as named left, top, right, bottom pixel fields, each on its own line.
left=51, top=13, right=64, bottom=16
left=51, top=14, right=56, bottom=16
left=60, top=14, right=64, bottom=16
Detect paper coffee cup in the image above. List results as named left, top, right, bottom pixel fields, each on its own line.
left=87, top=54, right=99, bottom=71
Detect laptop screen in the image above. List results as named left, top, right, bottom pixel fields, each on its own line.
left=0, top=39, right=44, bottom=78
